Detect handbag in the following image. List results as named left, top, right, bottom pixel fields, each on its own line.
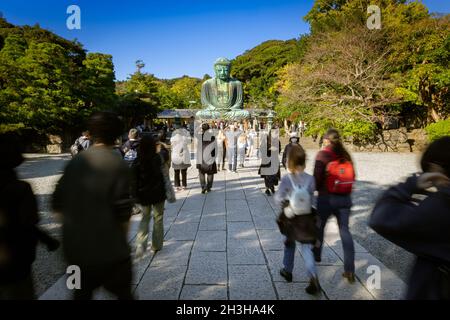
left=160, top=155, right=176, bottom=203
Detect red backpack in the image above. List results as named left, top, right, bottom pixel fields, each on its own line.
left=325, top=157, right=355, bottom=195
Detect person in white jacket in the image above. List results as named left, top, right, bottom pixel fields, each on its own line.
left=170, top=126, right=192, bottom=191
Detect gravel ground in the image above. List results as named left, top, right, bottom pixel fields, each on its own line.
left=16, top=150, right=420, bottom=297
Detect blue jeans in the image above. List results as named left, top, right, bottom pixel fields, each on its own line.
left=317, top=194, right=355, bottom=273
left=283, top=238, right=317, bottom=278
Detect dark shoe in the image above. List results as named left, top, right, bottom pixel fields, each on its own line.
left=342, top=272, right=356, bottom=284
left=305, top=277, right=321, bottom=295
left=201, top=189, right=206, bottom=194
left=270, top=187, right=275, bottom=194
left=280, top=268, right=292, bottom=283
left=207, top=187, right=212, bottom=193
left=265, top=189, right=271, bottom=196
left=312, top=247, right=322, bottom=263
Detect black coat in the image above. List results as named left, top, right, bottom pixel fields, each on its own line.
left=259, top=137, right=281, bottom=180
left=131, top=155, right=166, bottom=205
left=369, top=175, right=450, bottom=300
left=0, top=170, right=39, bottom=284
left=196, top=134, right=217, bottom=175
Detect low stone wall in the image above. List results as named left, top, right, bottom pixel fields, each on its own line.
left=46, top=134, right=63, bottom=154
left=350, top=128, right=428, bottom=153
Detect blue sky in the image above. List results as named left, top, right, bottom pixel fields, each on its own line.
left=1, top=0, right=448, bottom=80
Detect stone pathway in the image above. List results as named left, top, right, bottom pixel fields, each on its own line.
left=39, top=158, right=406, bottom=300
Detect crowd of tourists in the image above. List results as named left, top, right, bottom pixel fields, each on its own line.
left=1, top=111, right=449, bottom=300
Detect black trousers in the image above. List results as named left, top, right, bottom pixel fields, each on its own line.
left=174, top=169, right=187, bottom=187
left=199, top=172, right=214, bottom=190
left=73, top=258, right=133, bottom=300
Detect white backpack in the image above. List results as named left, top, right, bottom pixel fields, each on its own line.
left=284, top=174, right=312, bottom=218
left=124, top=149, right=137, bottom=161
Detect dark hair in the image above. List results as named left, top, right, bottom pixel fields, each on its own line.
left=0, top=133, right=24, bottom=169
left=324, top=128, right=352, bottom=162
left=421, top=136, right=450, bottom=177
left=87, top=112, right=123, bottom=146
left=287, top=144, right=306, bottom=171
left=202, top=123, right=210, bottom=131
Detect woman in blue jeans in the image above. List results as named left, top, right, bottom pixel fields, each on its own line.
left=275, top=144, right=321, bottom=295
left=313, top=128, right=356, bottom=283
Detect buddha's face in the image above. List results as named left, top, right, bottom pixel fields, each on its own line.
left=214, top=64, right=231, bottom=81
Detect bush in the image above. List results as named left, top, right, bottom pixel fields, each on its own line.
left=425, top=119, right=450, bottom=141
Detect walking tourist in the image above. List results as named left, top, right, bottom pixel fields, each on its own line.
left=52, top=112, right=134, bottom=300
left=276, top=144, right=321, bottom=295
left=70, top=130, right=91, bottom=157
left=0, top=133, right=40, bottom=299
left=259, top=131, right=281, bottom=196
left=370, top=137, right=450, bottom=300
left=170, top=126, right=191, bottom=191
left=197, top=123, right=218, bottom=194
left=121, top=128, right=140, bottom=166
left=133, top=135, right=168, bottom=258
left=237, top=131, right=247, bottom=168
left=312, top=128, right=356, bottom=283
left=225, top=125, right=239, bottom=172
left=247, top=128, right=256, bottom=158
left=216, top=129, right=226, bottom=171
left=282, top=132, right=300, bottom=170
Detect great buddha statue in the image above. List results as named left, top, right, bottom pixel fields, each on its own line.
left=196, top=58, right=250, bottom=121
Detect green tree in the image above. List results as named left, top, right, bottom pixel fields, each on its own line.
left=82, top=53, right=117, bottom=110
left=231, top=38, right=308, bottom=106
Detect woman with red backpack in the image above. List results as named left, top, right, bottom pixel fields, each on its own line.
left=313, top=128, right=356, bottom=283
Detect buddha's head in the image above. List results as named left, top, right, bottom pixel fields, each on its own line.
left=214, top=57, right=231, bottom=81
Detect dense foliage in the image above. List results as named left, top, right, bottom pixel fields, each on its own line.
left=0, top=18, right=116, bottom=136
left=276, top=0, right=449, bottom=141
left=425, top=119, right=450, bottom=141
left=1, top=1, right=448, bottom=144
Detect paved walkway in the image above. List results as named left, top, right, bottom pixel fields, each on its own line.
left=40, top=158, right=405, bottom=300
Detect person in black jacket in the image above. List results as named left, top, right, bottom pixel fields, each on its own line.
left=370, top=136, right=450, bottom=300
left=53, top=112, right=134, bottom=300
left=133, top=135, right=167, bottom=258
left=197, top=123, right=217, bottom=194
left=0, top=133, right=59, bottom=300
left=258, top=131, right=281, bottom=196
left=282, top=132, right=300, bottom=170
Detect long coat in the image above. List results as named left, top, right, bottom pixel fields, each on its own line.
left=170, top=129, right=192, bottom=170
left=131, top=155, right=166, bottom=206
left=196, top=134, right=218, bottom=175
left=258, top=135, right=281, bottom=184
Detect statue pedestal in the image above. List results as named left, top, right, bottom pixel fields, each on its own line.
left=195, top=109, right=250, bottom=121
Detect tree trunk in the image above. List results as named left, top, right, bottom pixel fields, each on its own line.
left=429, top=106, right=441, bottom=123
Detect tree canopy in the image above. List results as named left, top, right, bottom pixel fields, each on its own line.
left=275, top=0, right=449, bottom=141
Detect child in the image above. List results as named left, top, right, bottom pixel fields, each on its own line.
left=275, top=144, right=321, bottom=295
